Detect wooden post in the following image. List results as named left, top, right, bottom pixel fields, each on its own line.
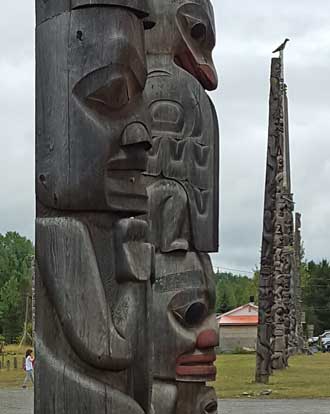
left=144, top=0, right=220, bottom=411
left=35, top=0, right=220, bottom=412
left=256, top=45, right=296, bottom=383
left=36, top=1, right=155, bottom=413
left=256, top=57, right=282, bottom=383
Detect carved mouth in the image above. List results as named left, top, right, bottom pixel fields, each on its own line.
left=105, top=170, right=148, bottom=214
left=176, top=353, right=217, bottom=380
left=106, top=153, right=148, bottom=172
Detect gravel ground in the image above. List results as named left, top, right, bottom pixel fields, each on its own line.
left=0, top=389, right=33, bottom=414
left=1, top=391, right=329, bottom=414
left=220, top=399, right=330, bottom=414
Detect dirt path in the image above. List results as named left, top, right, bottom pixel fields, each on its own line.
left=220, top=399, right=330, bottom=414
left=0, top=389, right=33, bottom=414
left=1, top=390, right=330, bottom=414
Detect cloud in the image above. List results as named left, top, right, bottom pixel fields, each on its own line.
left=210, top=0, right=330, bottom=273
left=0, top=1, right=329, bottom=276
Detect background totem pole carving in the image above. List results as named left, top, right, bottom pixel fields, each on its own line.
left=255, top=58, right=279, bottom=384
left=256, top=49, right=296, bottom=382
left=35, top=1, right=155, bottom=412
left=293, top=212, right=304, bottom=351
left=144, top=0, right=220, bottom=412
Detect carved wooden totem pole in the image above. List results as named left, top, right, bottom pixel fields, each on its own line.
left=256, top=48, right=295, bottom=382
left=35, top=1, right=155, bottom=413
left=293, top=212, right=304, bottom=351
left=255, top=58, right=279, bottom=384
left=144, top=0, right=220, bottom=413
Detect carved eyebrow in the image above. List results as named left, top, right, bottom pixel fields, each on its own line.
left=71, top=0, right=149, bottom=18
left=154, top=270, right=204, bottom=293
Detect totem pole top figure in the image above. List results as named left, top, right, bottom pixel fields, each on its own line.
left=146, top=0, right=218, bottom=91
left=272, top=38, right=290, bottom=55
left=145, top=0, right=219, bottom=253
left=272, top=38, right=290, bottom=77
left=36, top=0, right=155, bottom=216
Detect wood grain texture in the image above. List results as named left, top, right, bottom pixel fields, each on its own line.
left=36, top=0, right=152, bottom=26
left=36, top=7, right=151, bottom=212
left=145, top=1, right=220, bottom=412
left=36, top=4, right=153, bottom=414
left=145, top=0, right=219, bottom=253
left=36, top=1, right=220, bottom=413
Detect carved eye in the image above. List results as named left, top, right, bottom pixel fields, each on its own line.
left=191, top=23, right=206, bottom=40
left=173, top=301, right=207, bottom=327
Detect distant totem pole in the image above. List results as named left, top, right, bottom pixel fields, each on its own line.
left=36, top=1, right=155, bottom=412
left=256, top=46, right=295, bottom=383
left=35, top=0, right=219, bottom=413
left=145, top=0, right=220, bottom=413
left=293, top=212, right=304, bottom=351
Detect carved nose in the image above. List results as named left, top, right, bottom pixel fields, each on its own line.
left=196, top=329, right=219, bottom=349
left=121, top=122, right=152, bottom=150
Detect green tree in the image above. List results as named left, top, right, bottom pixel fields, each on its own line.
left=215, top=271, right=257, bottom=313
left=0, top=232, right=34, bottom=343
left=302, top=260, right=330, bottom=335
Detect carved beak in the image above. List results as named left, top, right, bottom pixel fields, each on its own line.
left=175, top=47, right=218, bottom=91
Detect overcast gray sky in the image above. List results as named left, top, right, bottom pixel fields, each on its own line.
left=0, top=1, right=329, bottom=275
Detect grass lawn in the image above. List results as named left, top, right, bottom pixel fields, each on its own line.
left=1, top=346, right=330, bottom=398
left=214, top=353, right=330, bottom=399
left=0, top=344, right=33, bottom=389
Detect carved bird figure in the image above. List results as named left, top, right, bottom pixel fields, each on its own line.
left=272, top=38, right=290, bottom=54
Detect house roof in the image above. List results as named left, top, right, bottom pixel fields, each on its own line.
left=219, top=315, right=258, bottom=326
left=217, top=303, right=259, bottom=326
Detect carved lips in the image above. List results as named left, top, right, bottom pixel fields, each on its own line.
left=176, top=352, right=217, bottom=380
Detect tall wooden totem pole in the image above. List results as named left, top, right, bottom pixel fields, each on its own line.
left=256, top=46, right=295, bottom=383
left=145, top=1, right=219, bottom=413
left=35, top=0, right=219, bottom=413
left=293, top=212, right=304, bottom=351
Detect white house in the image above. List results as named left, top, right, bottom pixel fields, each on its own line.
left=217, top=303, right=258, bottom=352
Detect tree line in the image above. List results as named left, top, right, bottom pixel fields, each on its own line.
left=0, top=232, right=34, bottom=343
left=215, top=262, right=330, bottom=336
left=302, top=260, right=330, bottom=335
left=215, top=271, right=259, bottom=314
left=0, top=230, right=329, bottom=342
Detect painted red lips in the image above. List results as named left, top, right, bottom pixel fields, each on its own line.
left=176, top=352, right=217, bottom=379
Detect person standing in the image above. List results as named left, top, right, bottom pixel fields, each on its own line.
left=22, top=349, right=34, bottom=388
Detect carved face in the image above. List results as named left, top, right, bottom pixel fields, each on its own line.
left=145, top=0, right=217, bottom=90
left=36, top=7, right=152, bottom=214
left=153, top=252, right=219, bottom=382
left=175, top=0, right=218, bottom=90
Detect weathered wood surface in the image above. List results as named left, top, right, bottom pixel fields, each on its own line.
left=271, top=73, right=294, bottom=371
left=145, top=0, right=219, bottom=254
left=36, top=0, right=219, bottom=413
left=36, top=2, right=154, bottom=413
left=145, top=0, right=220, bottom=413
left=36, top=0, right=151, bottom=25
left=256, top=54, right=296, bottom=382
left=255, top=58, right=280, bottom=384
left=293, top=212, right=304, bottom=351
